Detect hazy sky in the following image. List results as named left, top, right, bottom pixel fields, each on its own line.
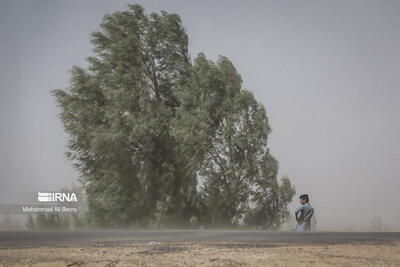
left=1, top=0, right=399, bottom=230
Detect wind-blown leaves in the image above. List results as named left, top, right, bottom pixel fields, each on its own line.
left=53, top=4, right=295, bottom=229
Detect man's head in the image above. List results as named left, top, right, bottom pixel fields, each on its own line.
left=299, top=194, right=309, bottom=205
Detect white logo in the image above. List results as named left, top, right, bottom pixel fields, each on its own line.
left=37, top=192, right=78, bottom=202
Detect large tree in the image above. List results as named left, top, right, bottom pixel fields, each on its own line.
left=53, top=5, right=194, bottom=226
left=175, top=54, right=295, bottom=226
left=53, top=4, right=295, bottom=228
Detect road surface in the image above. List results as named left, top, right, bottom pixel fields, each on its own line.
left=1, top=230, right=399, bottom=246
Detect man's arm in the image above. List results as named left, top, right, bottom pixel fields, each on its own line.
left=303, top=207, right=314, bottom=222
left=295, top=206, right=303, bottom=222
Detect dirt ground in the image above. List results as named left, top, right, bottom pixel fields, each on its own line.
left=0, top=240, right=400, bottom=266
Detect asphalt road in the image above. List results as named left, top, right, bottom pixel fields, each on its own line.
left=1, top=230, right=400, bottom=246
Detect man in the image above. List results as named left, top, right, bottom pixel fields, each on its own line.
left=295, top=194, right=314, bottom=231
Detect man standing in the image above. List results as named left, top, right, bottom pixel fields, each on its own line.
left=295, top=194, right=314, bottom=231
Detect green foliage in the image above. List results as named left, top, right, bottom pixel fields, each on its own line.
left=52, top=4, right=295, bottom=229
left=53, top=5, right=193, bottom=227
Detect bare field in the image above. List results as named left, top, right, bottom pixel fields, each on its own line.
left=1, top=240, right=400, bottom=267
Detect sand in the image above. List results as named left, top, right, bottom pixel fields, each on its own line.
left=1, top=240, right=400, bottom=266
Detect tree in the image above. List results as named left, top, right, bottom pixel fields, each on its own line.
left=53, top=4, right=295, bottom=228
left=243, top=154, right=296, bottom=229
left=53, top=5, right=193, bottom=227
left=175, top=55, right=295, bottom=226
